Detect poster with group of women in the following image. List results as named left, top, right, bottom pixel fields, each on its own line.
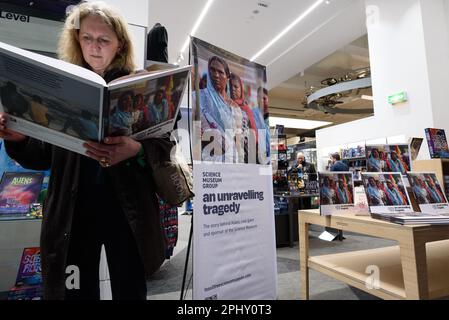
left=191, top=37, right=270, bottom=164
left=191, top=37, right=276, bottom=300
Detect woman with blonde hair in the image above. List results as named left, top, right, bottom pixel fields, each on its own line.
left=0, top=1, right=174, bottom=300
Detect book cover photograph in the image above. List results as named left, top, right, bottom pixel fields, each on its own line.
left=0, top=172, right=44, bottom=215
left=361, top=172, right=413, bottom=214
left=385, top=144, right=410, bottom=174
left=366, top=145, right=388, bottom=172
left=0, top=41, right=190, bottom=155
left=425, top=128, right=449, bottom=159
left=407, top=172, right=449, bottom=214
left=318, top=172, right=354, bottom=216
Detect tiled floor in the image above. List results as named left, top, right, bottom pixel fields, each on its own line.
left=146, top=214, right=397, bottom=300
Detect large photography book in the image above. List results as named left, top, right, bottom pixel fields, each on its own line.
left=0, top=41, right=190, bottom=155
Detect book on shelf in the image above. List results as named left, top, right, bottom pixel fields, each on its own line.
left=425, top=128, right=449, bottom=159
left=408, top=137, right=423, bottom=161
left=0, top=41, right=190, bottom=155
left=0, top=172, right=44, bottom=217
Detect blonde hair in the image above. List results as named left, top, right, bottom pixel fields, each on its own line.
left=58, top=1, right=136, bottom=73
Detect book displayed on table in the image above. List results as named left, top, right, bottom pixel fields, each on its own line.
left=8, top=247, right=43, bottom=300
left=406, top=172, right=449, bottom=214
left=0, top=41, right=190, bottom=155
left=408, top=137, right=423, bottom=161
left=425, top=128, right=449, bottom=159
left=0, top=172, right=44, bottom=217
left=362, top=172, right=449, bottom=225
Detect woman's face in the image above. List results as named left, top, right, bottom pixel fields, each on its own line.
left=209, top=60, right=228, bottom=92
left=78, top=15, right=121, bottom=76
left=231, top=78, right=242, bottom=100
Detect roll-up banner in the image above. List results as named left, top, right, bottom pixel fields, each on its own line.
left=191, top=37, right=276, bottom=300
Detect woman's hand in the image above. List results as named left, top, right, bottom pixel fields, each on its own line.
left=0, top=113, right=27, bottom=142
left=83, top=136, right=142, bottom=167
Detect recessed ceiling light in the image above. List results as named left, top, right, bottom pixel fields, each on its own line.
left=178, top=0, right=215, bottom=61
left=269, top=117, right=332, bottom=130
left=251, top=0, right=325, bottom=62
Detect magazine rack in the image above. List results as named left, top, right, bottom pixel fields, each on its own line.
left=299, top=209, right=449, bottom=300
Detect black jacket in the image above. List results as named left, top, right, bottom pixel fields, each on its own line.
left=147, top=23, right=168, bottom=63
left=4, top=69, right=172, bottom=299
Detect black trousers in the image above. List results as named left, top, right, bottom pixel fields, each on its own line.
left=65, top=193, right=147, bottom=300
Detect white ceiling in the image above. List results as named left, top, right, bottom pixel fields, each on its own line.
left=269, top=34, right=373, bottom=128
left=148, top=0, right=370, bottom=134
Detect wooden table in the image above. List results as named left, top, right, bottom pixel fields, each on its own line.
left=299, top=209, right=449, bottom=300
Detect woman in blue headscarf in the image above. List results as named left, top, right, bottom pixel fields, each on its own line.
left=199, top=56, right=238, bottom=162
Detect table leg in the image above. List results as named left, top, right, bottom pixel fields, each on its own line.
left=299, top=218, right=309, bottom=300
left=399, top=232, right=429, bottom=300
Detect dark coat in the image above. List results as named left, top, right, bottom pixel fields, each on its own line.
left=288, top=161, right=317, bottom=181
left=4, top=70, right=173, bottom=300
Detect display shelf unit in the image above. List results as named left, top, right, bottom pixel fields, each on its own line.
left=299, top=209, right=449, bottom=300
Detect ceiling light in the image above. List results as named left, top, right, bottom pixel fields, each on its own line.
left=361, top=95, right=373, bottom=100
left=250, top=0, right=325, bottom=61
left=179, top=0, right=215, bottom=57
left=269, top=117, right=332, bottom=130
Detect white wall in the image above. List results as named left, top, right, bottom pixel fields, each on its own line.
left=316, top=0, right=449, bottom=169
left=421, top=0, right=449, bottom=134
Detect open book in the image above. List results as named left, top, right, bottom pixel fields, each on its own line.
left=0, top=41, right=190, bottom=155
